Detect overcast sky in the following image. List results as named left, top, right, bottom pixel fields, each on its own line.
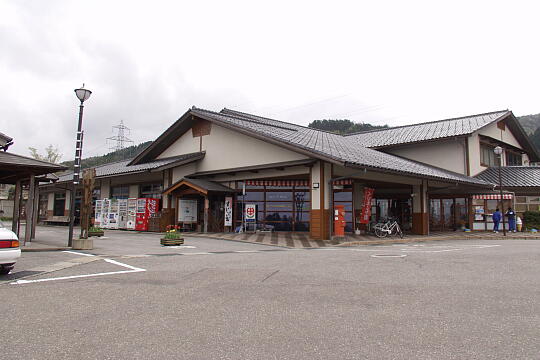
left=1, top=0, right=539, bottom=160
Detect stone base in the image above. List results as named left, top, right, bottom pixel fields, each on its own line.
left=72, top=238, right=94, bottom=250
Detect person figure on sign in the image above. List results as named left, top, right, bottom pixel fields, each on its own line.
left=506, top=207, right=517, bottom=232
left=492, top=208, right=502, bottom=233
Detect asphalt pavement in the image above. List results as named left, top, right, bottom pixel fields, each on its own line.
left=2, top=228, right=540, bottom=359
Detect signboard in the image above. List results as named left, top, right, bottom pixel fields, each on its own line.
left=359, top=187, right=375, bottom=224
left=178, top=199, right=198, bottom=222
left=224, top=197, right=233, bottom=227
left=245, top=204, right=256, bottom=222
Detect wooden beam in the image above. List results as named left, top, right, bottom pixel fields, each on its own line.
left=31, top=180, right=39, bottom=240
left=203, top=196, right=209, bottom=233
left=12, top=180, right=21, bottom=236
left=24, top=175, right=36, bottom=245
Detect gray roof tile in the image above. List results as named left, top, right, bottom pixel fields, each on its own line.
left=346, top=110, right=510, bottom=148
left=475, top=166, right=540, bottom=187
left=190, top=108, right=490, bottom=186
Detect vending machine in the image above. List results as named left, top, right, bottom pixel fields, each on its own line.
left=118, top=199, right=128, bottom=229
left=135, top=198, right=160, bottom=231
left=101, top=198, right=110, bottom=229
left=126, top=198, right=137, bottom=230
left=107, top=199, right=120, bottom=229
left=94, top=200, right=103, bottom=228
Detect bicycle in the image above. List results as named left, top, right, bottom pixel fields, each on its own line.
left=373, top=220, right=403, bottom=238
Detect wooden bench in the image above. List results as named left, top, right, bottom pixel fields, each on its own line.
left=43, top=216, right=70, bottom=225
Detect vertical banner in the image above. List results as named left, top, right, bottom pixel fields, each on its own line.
left=224, top=196, right=233, bottom=226
left=359, top=187, right=375, bottom=224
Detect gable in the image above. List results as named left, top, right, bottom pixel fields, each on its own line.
left=477, top=121, right=524, bottom=149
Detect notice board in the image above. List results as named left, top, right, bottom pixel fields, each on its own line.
left=178, top=199, right=198, bottom=222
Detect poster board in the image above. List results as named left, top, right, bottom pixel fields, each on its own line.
left=178, top=199, right=198, bottom=222
left=245, top=204, right=256, bottom=222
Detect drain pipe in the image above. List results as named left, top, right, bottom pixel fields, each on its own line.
left=328, top=169, right=368, bottom=241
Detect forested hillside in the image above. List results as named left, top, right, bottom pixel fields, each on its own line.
left=61, top=141, right=152, bottom=170
left=518, top=114, right=540, bottom=152
left=308, top=119, right=388, bottom=134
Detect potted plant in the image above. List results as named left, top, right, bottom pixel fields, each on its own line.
left=88, top=226, right=105, bottom=237
left=161, top=225, right=184, bottom=246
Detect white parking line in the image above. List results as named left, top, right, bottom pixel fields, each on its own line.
left=11, top=258, right=146, bottom=285
left=63, top=250, right=95, bottom=257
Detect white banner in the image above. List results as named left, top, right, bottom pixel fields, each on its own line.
left=224, top=197, right=233, bottom=226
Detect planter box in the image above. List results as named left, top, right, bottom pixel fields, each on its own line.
left=88, top=231, right=104, bottom=238
left=72, top=238, right=93, bottom=250
left=160, top=237, right=184, bottom=246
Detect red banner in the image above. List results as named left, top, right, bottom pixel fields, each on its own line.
left=359, top=187, right=375, bottom=224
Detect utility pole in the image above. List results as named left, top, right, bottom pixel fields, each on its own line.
left=107, top=120, right=134, bottom=153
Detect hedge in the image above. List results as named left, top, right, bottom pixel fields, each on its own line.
left=523, top=211, right=540, bottom=230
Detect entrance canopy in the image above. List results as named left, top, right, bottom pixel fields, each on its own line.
left=163, top=177, right=237, bottom=196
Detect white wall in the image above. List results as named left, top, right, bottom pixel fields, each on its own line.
left=386, top=139, right=466, bottom=175
left=157, top=130, right=200, bottom=159
left=478, top=122, right=523, bottom=149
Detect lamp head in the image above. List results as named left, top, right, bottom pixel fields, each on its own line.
left=494, top=146, right=503, bottom=155
left=74, top=84, right=92, bottom=103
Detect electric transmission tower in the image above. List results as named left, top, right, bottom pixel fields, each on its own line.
left=106, top=120, right=134, bottom=153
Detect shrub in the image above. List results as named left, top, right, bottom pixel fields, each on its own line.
left=523, top=211, right=540, bottom=230
left=164, top=225, right=183, bottom=239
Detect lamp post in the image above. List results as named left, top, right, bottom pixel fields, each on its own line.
left=493, top=146, right=506, bottom=236
left=68, top=85, right=92, bottom=246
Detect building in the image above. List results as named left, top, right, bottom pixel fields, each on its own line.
left=47, top=107, right=540, bottom=239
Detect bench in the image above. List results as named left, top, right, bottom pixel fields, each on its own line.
left=43, top=216, right=70, bottom=225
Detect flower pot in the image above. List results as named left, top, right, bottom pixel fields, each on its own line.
left=72, top=238, right=93, bottom=250
left=88, top=231, right=104, bottom=238
left=160, top=237, right=184, bottom=246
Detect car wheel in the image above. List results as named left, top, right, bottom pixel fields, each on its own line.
left=0, top=266, right=13, bottom=275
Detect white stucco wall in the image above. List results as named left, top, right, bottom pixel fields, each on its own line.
left=478, top=122, right=523, bottom=149
left=385, top=139, right=466, bottom=175
left=47, top=193, right=54, bottom=211
left=197, top=125, right=308, bottom=172
left=157, top=130, right=200, bottom=159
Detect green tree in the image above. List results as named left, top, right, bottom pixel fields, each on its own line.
left=28, top=145, right=62, bottom=164
left=308, top=119, right=388, bottom=135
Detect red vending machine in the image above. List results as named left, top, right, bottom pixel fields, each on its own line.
left=135, top=198, right=160, bottom=231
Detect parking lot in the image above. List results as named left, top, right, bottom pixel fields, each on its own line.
left=2, top=228, right=540, bottom=359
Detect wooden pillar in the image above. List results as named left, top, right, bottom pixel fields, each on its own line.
left=12, top=180, right=22, bottom=236
left=31, top=180, right=40, bottom=240
left=203, top=196, right=209, bottom=233
left=24, top=175, right=36, bottom=245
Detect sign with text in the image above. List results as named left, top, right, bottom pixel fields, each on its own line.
left=224, top=197, right=233, bottom=226
left=359, top=187, right=375, bottom=224
left=245, top=204, right=256, bottom=222
left=178, top=199, right=198, bottom=222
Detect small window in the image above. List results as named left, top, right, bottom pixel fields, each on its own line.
left=111, top=185, right=129, bottom=199
left=139, top=183, right=162, bottom=199
left=506, top=151, right=522, bottom=166
left=480, top=144, right=497, bottom=167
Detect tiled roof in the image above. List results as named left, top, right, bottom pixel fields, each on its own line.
left=0, top=151, right=67, bottom=171
left=0, top=132, right=12, bottom=144
left=345, top=110, right=511, bottom=148
left=57, top=152, right=204, bottom=183
left=475, top=166, right=540, bottom=187
left=189, top=107, right=491, bottom=186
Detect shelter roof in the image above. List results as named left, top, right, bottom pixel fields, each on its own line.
left=475, top=166, right=540, bottom=187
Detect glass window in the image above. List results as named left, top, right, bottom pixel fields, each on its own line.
left=294, top=222, right=310, bottom=232
left=334, top=191, right=352, bottom=201
left=140, top=183, right=162, bottom=199
left=294, top=212, right=310, bottom=221
left=294, top=191, right=310, bottom=201
left=506, top=151, right=522, bottom=166
left=265, top=212, right=293, bottom=221
left=480, top=144, right=497, bottom=167
left=267, top=202, right=293, bottom=211
left=53, top=192, right=66, bottom=216
left=244, top=192, right=264, bottom=201
left=515, top=196, right=527, bottom=203
left=111, top=186, right=129, bottom=199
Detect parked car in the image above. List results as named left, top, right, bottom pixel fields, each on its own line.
left=0, top=221, right=20, bottom=275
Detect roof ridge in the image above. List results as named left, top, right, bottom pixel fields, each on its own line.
left=220, top=108, right=342, bottom=136
left=344, top=109, right=511, bottom=136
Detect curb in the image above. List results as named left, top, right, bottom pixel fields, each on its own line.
left=21, top=247, right=71, bottom=252
left=336, top=236, right=540, bottom=247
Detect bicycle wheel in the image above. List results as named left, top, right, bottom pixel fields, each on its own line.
left=374, top=225, right=388, bottom=238
left=396, top=225, right=404, bottom=239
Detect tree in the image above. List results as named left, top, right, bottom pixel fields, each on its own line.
left=28, top=145, right=62, bottom=164
left=308, top=119, right=388, bottom=135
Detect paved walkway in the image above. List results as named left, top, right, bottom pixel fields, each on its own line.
left=187, top=231, right=540, bottom=248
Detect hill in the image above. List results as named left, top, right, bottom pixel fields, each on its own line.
left=518, top=113, right=540, bottom=153
left=308, top=119, right=388, bottom=134
left=61, top=141, right=152, bottom=170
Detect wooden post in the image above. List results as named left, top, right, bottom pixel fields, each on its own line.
left=12, top=180, right=22, bottom=236
left=31, top=180, right=40, bottom=240
left=24, top=175, right=36, bottom=245
left=80, top=169, right=95, bottom=239
left=203, top=196, right=209, bottom=233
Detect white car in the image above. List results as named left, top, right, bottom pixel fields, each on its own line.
left=0, top=222, right=21, bottom=275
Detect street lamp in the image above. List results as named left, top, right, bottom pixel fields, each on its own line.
left=493, top=146, right=506, bottom=236
left=68, top=85, right=92, bottom=246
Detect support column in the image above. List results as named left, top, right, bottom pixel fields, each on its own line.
left=203, top=196, right=209, bottom=233
left=31, top=180, right=40, bottom=240
left=24, top=175, right=36, bottom=245
left=412, top=180, right=428, bottom=235
left=309, top=161, right=330, bottom=240
left=12, top=180, right=22, bottom=236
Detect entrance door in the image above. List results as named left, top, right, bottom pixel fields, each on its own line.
left=430, top=198, right=461, bottom=231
